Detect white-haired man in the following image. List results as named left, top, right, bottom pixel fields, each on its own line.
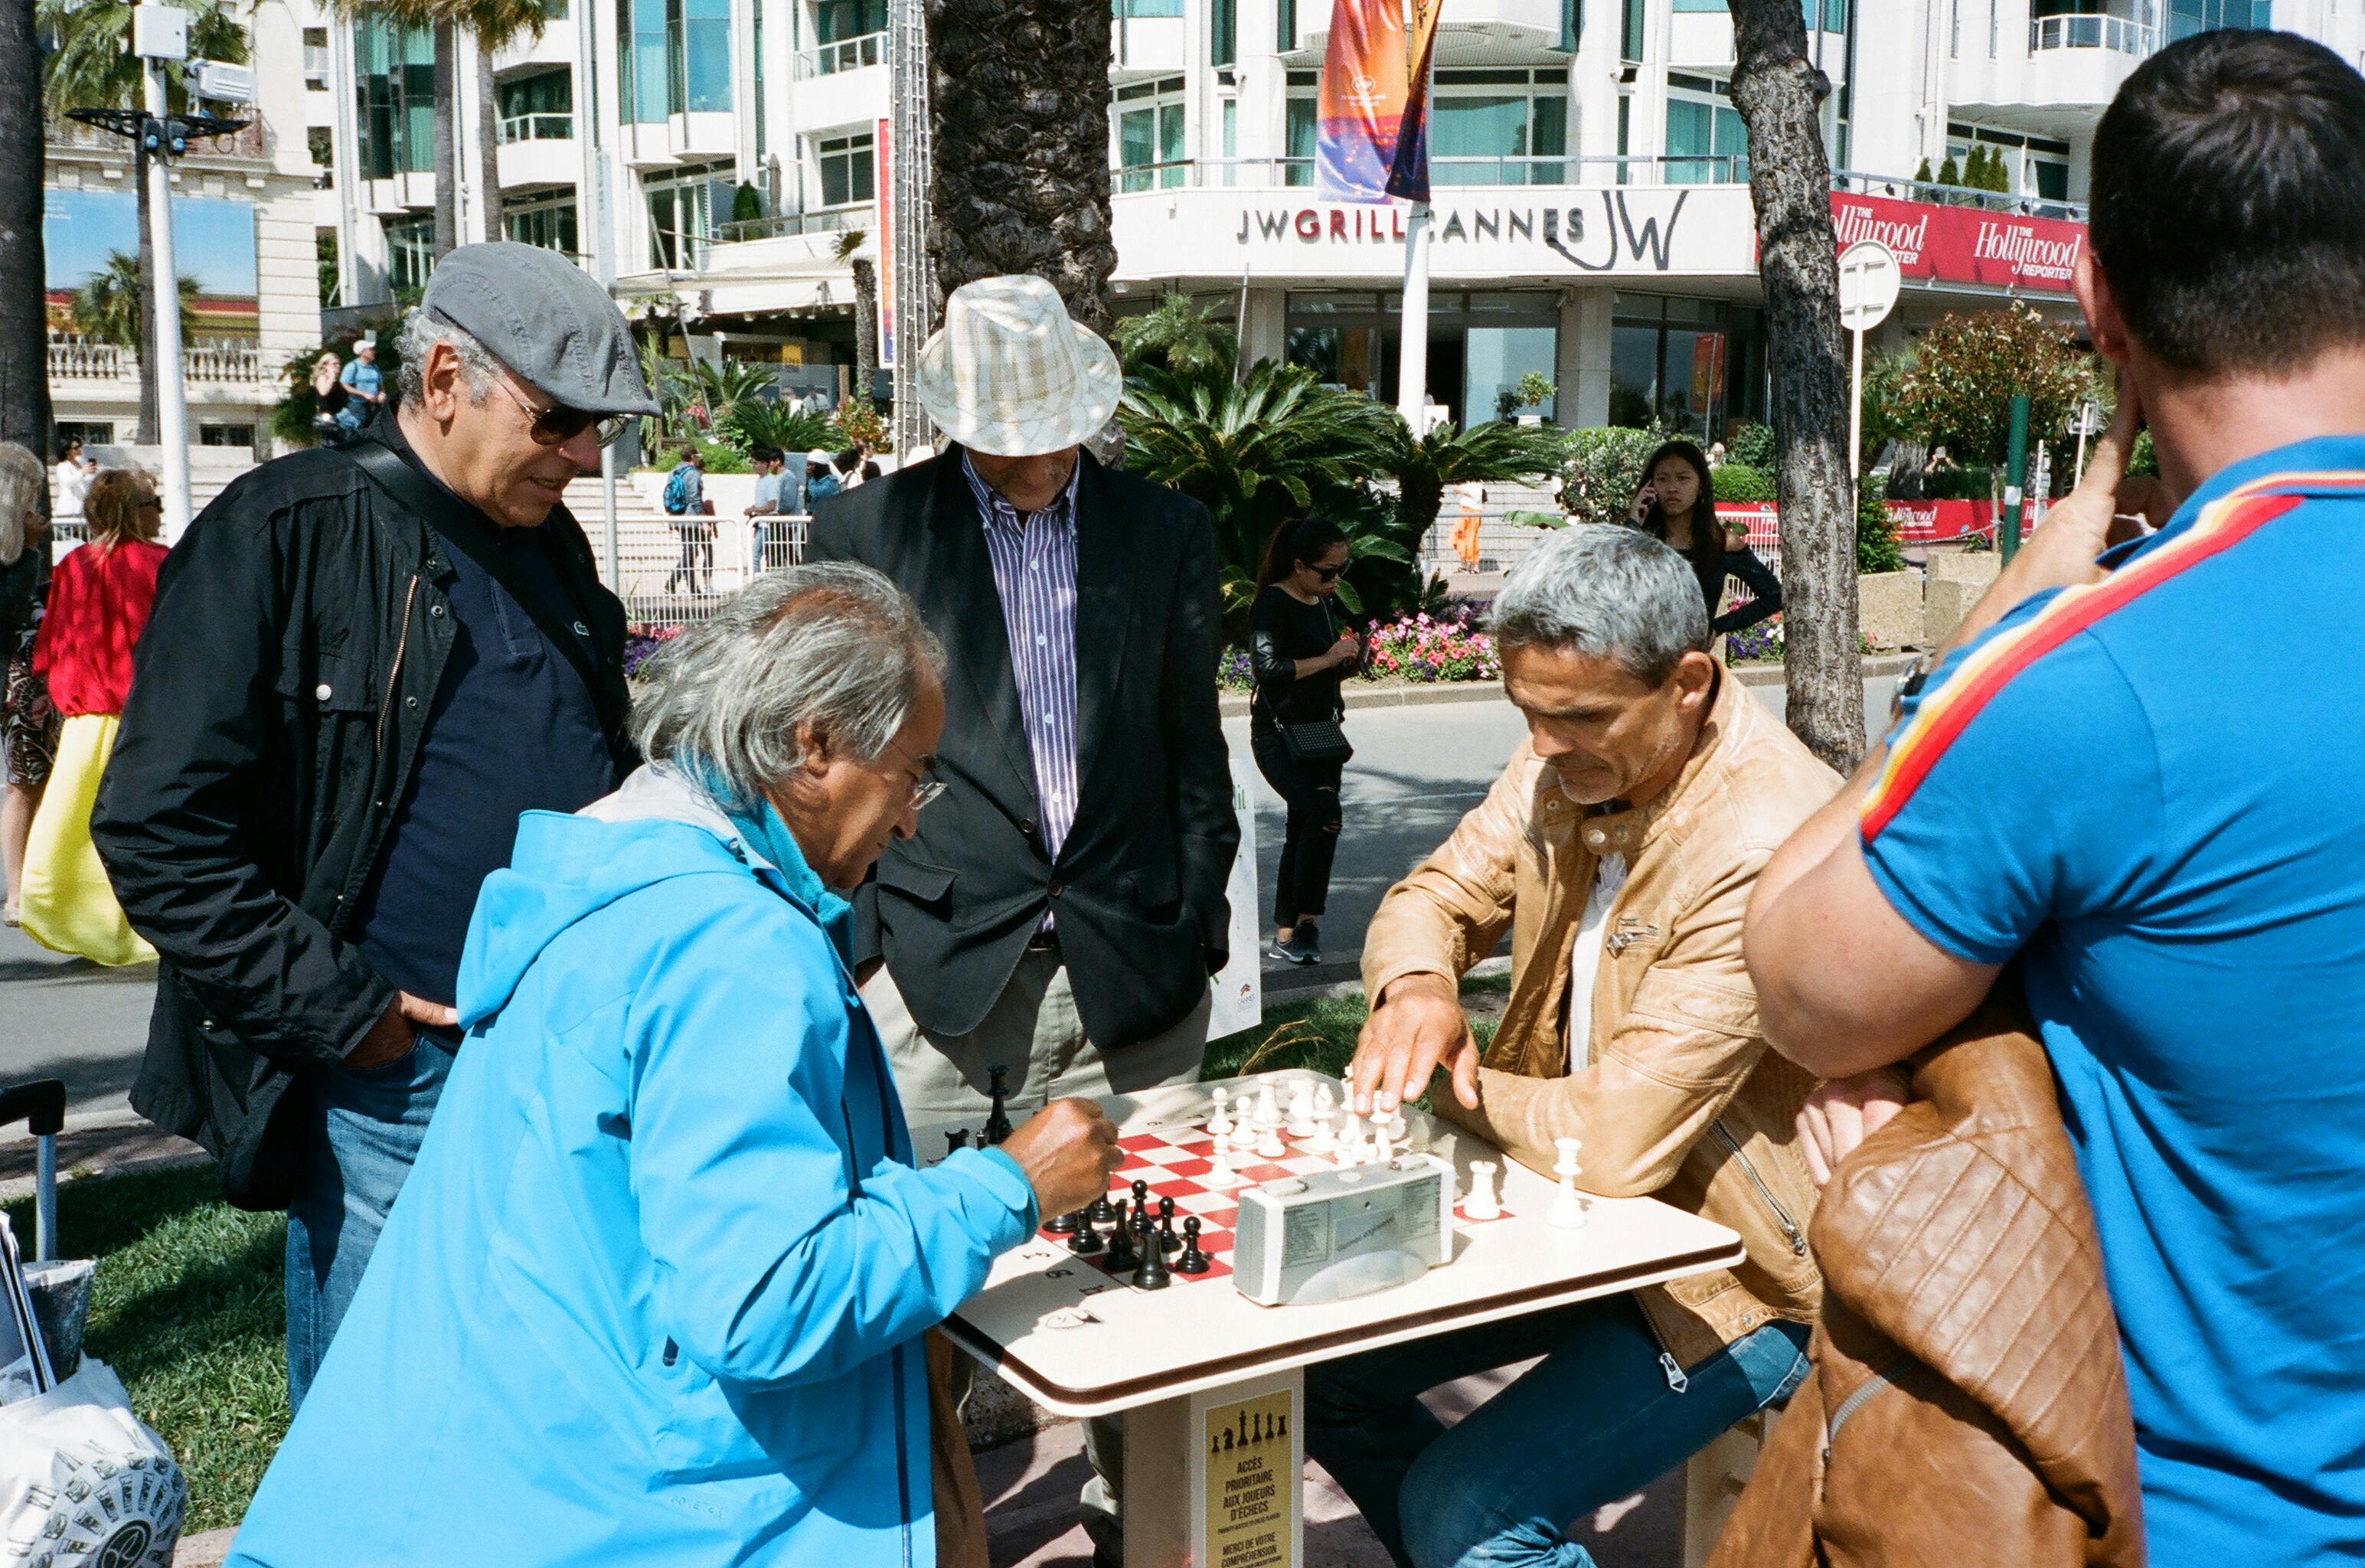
left=1313, top=525, right=1834, bottom=1568
left=93, top=242, right=657, bottom=1409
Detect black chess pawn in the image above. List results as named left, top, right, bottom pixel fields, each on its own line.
left=1104, top=1201, right=1138, bottom=1270
left=1130, top=1178, right=1151, bottom=1215
left=983, top=1066, right=1014, bottom=1146
left=1065, top=1215, right=1105, bottom=1256
left=944, top=1129, right=971, bottom=1158
left=1130, top=1226, right=1172, bottom=1291
left=1157, top=1198, right=1179, bottom=1254
left=1043, top=1206, right=1082, bottom=1235
left=1174, top=1216, right=1210, bottom=1275
left=1087, top=1193, right=1118, bottom=1227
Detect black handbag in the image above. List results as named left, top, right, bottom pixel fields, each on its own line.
left=1278, top=716, right=1354, bottom=766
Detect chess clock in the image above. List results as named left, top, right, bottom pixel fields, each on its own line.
left=1230, top=1155, right=1455, bottom=1306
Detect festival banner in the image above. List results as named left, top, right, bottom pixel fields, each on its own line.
left=1828, top=191, right=2086, bottom=293
left=1383, top=0, right=1440, bottom=202
left=1315, top=0, right=1411, bottom=203
left=875, top=116, right=895, bottom=368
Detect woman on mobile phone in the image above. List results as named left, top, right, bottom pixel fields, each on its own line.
left=1628, top=438, right=1782, bottom=639
left=1249, top=518, right=1358, bottom=967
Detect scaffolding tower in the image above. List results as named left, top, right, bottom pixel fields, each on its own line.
left=889, top=0, right=937, bottom=456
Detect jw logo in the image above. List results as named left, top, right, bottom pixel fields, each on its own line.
left=1210, top=1407, right=1291, bottom=1455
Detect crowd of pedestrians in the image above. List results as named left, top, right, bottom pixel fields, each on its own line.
left=4, top=28, right=2360, bottom=1568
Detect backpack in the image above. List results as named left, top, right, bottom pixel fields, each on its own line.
left=662, top=463, right=697, bottom=515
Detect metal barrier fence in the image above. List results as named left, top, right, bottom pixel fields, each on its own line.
left=611, top=513, right=810, bottom=630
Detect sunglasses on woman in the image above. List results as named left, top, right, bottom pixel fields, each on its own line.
left=1312, top=563, right=1346, bottom=583
left=494, top=377, right=631, bottom=449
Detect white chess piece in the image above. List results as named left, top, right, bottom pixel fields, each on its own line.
left=1207, top=1086, right=1234, bottom=1139
left=1205, top=1142, right=1243, bottom=1189
left=1547, top=1137, right=1588, bottom=1229
left=1305, top=1105, right=1337, bottom=1153
left=1256, top=1125, right=1286, bottom=1160
left=1369, top=1120, right=1393, bottom=1166
left=1334, top=1109, right=1364, bottom=1167
left=1384, top=1105, right=1409, bottom=1142
left=1463, top=1161, right=1502, bottom=1221
left=1285, top=1084, right=1318, bottom=1138
left=1254, top=1082, right=1280, bottom=1129
left=1315, top=1083, right=1337, bottom=1119
left=1229, top=1111, right=1260, bottom=1152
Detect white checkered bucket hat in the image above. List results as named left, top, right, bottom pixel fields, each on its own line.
left=916, top=275, right=1122, bottom=457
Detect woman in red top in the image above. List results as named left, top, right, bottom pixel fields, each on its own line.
left=21, top=469, right=165, bottom=963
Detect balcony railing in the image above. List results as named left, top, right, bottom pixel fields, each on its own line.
left=48, top=335, right=269, bottom=384
left=1831, top=167, right=2087, bottom=223
left=1111, top=154, right=1749, bottom=190
left=2029, top=11, right=2158, bottom=51
left=794, top=30, right=886, bottom=77
left=714, top=204, right=876, bottom=243
left=500, top=111, right=576, bottom=143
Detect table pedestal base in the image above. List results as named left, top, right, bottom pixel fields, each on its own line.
left=1122, top=1368, right=1305, bottom=1568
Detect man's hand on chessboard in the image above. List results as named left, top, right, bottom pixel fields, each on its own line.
left=1351, top=972, right=1481, bottom=1116
left=1001, top=1097, right=1124, bottom=1220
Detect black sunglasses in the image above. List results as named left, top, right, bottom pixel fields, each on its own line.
left=494, top=377, right=630, bottom=449
left=1311, top=562, right=1346, bottom=582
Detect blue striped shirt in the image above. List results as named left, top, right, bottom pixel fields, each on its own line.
left=963, top=453, right=1082, bottom=860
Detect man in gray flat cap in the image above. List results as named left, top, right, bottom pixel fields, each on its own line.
left=91, top=243, right=656, bottom=1409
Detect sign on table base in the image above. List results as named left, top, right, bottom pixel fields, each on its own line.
left=1200, top=1378, right=1302, bottom=1568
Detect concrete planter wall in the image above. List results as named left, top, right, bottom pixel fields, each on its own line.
left=1923, top=550, right=2002, bottom=646
left=1857, top=570, right=1924, bottom=651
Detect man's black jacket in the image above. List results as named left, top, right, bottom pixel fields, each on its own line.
left=806, top=448, right=1237, bottom=1048
left=90, top=439, right=632, bottom=1210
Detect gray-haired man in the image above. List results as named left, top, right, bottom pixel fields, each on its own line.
left=1308, top=525, right=1836, bottom=1568
left=92, top=243, right=655, bottom=1410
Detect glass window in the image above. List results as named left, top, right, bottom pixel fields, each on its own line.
left=1664, top=95, right=1746, bottom=183
left=1276, top=0, right=1295, bottom=49
left=1116, top=100, right=1185, bottom=191
left=625, top=0, right=670, bottom=120
left=386, top=214, right=436, bottom=292
left=815, top=0, right=887, bottom=38
left=1210, top=0, right=1236, bottom=64
left=1116, top=0, right=1184, bottom=16
left=1465, top=326, right=1558, bottom=423
left=818, top=132, right=875, bottom=207
left=1285, top=96, right=1316, bottom=187
left=1432, top=93, right=1566, bottom=185
left=1672, top=0, right=1723, bottom=13
left=683, top=0, right=731, bottom=109
left=646, top=179, right=712, bottom=268
left=2033, top=158, right=2069, bottom=200
left=302, top=26, right=329, bottom=87
left=1621, top=0, right=1645, bottom=59
left=354, top=15, right=436, bottom=179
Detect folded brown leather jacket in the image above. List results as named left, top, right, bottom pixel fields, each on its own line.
left=1707, top=996, right=2145, bottom=1568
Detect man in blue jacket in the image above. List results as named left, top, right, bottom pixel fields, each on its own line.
left=227, top=565, right=1122, bottom=1566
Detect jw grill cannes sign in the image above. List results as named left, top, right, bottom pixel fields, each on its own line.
left=1208, top=188, right=1749, bottom=279
left=1828, top=192, right=2084, bottom=293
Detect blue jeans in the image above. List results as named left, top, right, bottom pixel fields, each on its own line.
left=284, top=1034, right=456, bottom=1410
left=1305, top=1294, right=1811, bottom=1568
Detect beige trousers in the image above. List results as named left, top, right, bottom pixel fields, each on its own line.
left=863, top=948, right=1211, bottom=1567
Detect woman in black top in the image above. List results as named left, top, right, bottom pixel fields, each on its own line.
left=1628, top=438, right=1783, bottom=637
left=1249, top=518, right=1360, bottom=966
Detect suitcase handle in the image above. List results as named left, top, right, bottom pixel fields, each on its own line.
left=0, top=1079, right=66, bottom=1262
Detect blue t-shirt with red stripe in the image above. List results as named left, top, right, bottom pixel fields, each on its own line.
left=1861, top=434, right=2365, bottom=1566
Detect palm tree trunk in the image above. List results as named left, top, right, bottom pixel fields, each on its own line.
left=475, top=41, right=503, bottom=243
left=925, top=0, right=1116, bottom=335
left=850, top=256, right=878, bottom=392
left=1728, top=0, right=1860, bottom=772
left=0, top=0, right=51, bottom=457
left=134, top=141, right=161, bottom=444
left=431, top=20, right=459, bottom=256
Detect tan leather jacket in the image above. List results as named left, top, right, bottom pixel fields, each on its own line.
left=1707, top=996, right=2144, bottom=1567
left=1363, top=673, right=1839, bottom=1368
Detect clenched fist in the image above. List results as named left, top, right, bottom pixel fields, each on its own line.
left=998, top=1096, right=1124, bottom=1220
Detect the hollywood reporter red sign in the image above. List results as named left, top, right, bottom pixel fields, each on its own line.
left=1829, top=192, right=2085, bottom=294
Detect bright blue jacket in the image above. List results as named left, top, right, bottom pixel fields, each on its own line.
left=227, top=768, right=1037, bottom=1567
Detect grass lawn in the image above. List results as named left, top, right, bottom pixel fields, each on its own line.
left=5, top=973, right=1507, bottom=1534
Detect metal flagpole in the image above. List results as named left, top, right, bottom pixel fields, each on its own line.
left=889, top=0, right=936, bottom=456
left=1392, top=0, right=1432, bottom=432
left=139, top=11, right=193, bottom=542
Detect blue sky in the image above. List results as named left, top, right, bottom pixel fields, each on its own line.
left=43, top=188, right=259, bottom=296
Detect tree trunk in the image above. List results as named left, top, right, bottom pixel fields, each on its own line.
left=475, top=41, right=502, bottom=245
left=0, top=0, right=51, bottom=459
left=925, top=0, right=1116, bottom=335
left=431, top=21, right=459, bottom=258
left=134, top=141, right=160, bottom=444
left=1727, top=0, right=1860, bottom=772
left=850, top=255, right=878, bottom=394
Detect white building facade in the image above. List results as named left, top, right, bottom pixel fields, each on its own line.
left=304, top=0, right=2361, bottom=439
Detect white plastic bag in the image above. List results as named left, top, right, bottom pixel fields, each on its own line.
left=0, top=1358, right=185, bottom=1568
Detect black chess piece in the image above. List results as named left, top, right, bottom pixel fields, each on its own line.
left=1104, top=1201, right=1138, bottom=1270
left=1130, top=1224, right=1172, bottom=1290
left=1066, top=1215, right=1105, bottom=1256
left=944, top=1129, right=971, bottom=1157
left=983, top=1066, right=1014, bottom=1146
left=1043, top=1206, right=1081, bottom=1235
left=1174, top=1216, right=1210, bottom=1275
left=1157, top=1197, right=1179, bottom=1254
left=1087, top=1193, right=1118, bottom=1227
left=1130, top=1178, right=1151, bottom=1215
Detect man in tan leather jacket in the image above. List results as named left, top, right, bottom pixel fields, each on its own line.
left=1303, top=525, right=1837, bottom=1568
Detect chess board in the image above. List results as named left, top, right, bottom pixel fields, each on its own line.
left=1043, top=1116, right=1517, bottom=1289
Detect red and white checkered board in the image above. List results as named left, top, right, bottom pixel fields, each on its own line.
left=1035, top=1126, right=1515, bottom=1288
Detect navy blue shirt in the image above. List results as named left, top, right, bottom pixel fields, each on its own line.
left=351, top=430, right=620, bottom=1019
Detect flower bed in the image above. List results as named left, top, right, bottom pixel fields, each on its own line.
left=624, top=623, right=683, bottom=678
left=1360, top=604, right=1501, bottom=684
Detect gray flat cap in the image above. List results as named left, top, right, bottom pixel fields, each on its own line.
left=420, top=242, right=659, bottom=416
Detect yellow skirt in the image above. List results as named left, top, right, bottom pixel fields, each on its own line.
left=20, top=713, right=155, bottom=967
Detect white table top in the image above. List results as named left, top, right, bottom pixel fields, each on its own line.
left=922, top=1072, right=1746, bottom=1417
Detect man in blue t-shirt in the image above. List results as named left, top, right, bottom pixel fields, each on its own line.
left=1746, top=31, right=2365, bottom=1566
left=337, top=338, right=387, bottom=433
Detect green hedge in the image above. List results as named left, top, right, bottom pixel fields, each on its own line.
left=1922, top=466, right=1996, bottom=501
left=1713, top=463, right=1775, bottom=503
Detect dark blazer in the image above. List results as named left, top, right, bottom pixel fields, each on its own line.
left=806, top=447, right=1236, bottom=1049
